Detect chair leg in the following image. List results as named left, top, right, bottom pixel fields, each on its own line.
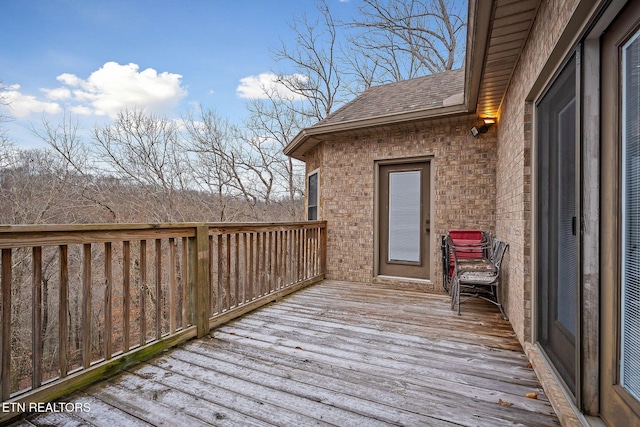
left=498, top=304, right=508, bottom=320
left=494, top=282, right=508, bottom=320
left=450, top=276, right=458, bottom=312
left=450, top=276, right=461, bottom=316
left=456, top=279, right=461, bottom=316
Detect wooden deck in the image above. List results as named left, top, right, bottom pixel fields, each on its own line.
left=14, top=280, right=559, bottom=427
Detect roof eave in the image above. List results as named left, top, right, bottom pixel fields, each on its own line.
left=464, top=0, right=492, bottom=114
left=284, top=103, right=468, bottom=161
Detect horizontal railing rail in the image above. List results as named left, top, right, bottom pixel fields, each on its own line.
left=0, top=221, right=326, bottom=423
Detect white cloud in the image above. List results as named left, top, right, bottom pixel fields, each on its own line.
left=2, top=84, right=61, bottom=118
left=1, top=62, right=188, bottom=120
left=70, top=105, right=94, bottom=116
left=236, top=72, right=308, bottom=101
left=56, top=62, right=188, bottom=118
left=41, top=87, right=72, bottom=100
left=57, top=73, right=83, bottom=87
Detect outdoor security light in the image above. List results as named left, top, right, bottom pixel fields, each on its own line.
left=470, top=118, right=496, bottom=137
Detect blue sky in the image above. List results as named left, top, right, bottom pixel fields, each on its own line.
left=0, top=0, right=358, bottom=148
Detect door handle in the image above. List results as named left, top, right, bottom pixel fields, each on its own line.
left=572, top=216, right=577, bottom=236
left=425, top=219, right=430, bottom=233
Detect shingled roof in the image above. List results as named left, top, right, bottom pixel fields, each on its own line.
left=318, top=68, right=465, bottom=126
left=284, top=69, right=468, bottom=160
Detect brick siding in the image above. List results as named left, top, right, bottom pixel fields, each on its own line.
left=306, top=120, right=497, bottom=291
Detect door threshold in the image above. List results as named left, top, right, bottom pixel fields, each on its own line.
left=373, top=275, right=437, bottom=292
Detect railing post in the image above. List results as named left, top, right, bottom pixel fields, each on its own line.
left=189, top=225, right=210, bottom=338
left=321, top=223, right=328, bottom=276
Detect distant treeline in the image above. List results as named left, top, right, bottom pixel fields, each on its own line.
left=0, top=108, right=305, bottom=225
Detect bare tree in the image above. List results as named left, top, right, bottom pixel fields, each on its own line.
left=182, top=107, right=244, bottom=221
left=274, top=0, right=466, bottom=103
left=32, top=113, right=119, bottom=222
left=272, top=0, right=343, bottom=121
left=0, top=148, right=92, bottom=224
left=347, top=0, right=467, bottom=84
left=0, top=82, right=16, bottom=167
left=244, top=87, right=307, bottom=220
left=182, top=105, right=305, bottom=222
left=92, top=109, right=188, bottom=222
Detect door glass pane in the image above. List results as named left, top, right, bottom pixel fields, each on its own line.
left=557, top=99, right=577, bottom=336
left=621, top=29, right=640, bottom=400
left=388, top=171, right=421, bottom=263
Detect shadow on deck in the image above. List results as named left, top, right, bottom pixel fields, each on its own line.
left=14, top=280, right=559, bottom=427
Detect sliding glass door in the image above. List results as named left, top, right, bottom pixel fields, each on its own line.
left=536, top=54, right=579, bottom=395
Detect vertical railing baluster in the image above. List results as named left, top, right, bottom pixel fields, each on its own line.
left=318, top=226, right=322, bottom=275
left=123, top=241, right=131, bottom=353
left=216, top=234, right=223, bottom=312
left=253, top=231, right=262, bottom=298
left=272, top=231, right=276, bottom=291
left=274, top=230, right=279, bottom=290
left=293, top=228, right=298, bottom=282
left=242, top=233, right=248, bottom=304
left=292, top=228, right=297, bottom=284
left=269, top=231, right=276, bottom=293
left=32, top=246, right=43, bottom=389
left=297, top=228, right=303, bottom=282
left=82, top=244, right=92, bottom=369
left=307, top=227, right=311, bottom=278
left=181, top=237, right=188, bottom=328
left=306, top=227, right=311, bottom=279
left=249, top=233, right=255, bottom=300
left=307, top=227, right=311, bottom=279
left=282, top=229, right=286, bottom=287
left=299, top=227, right=304, bottom=281
left=264, top=231, right=271, bottom=295
left=155, top=239, right=162, bottom=341
left=169, top=238, right=177, bottom=334
left=1, top=249, right=12, bottom=400
left=225, top=234, right=231, bottom=309
left=187, top=234, right=197, bottom=329
left=104, top=242, right=112, bottom=360
left=139, top=240, right=146, bottom=347
left=59, top=245, right=68, bottom=378
left=208, top=235, right=215, bottom=316
left=234, top=233, right=239, bottom=308
left=314, top=227, right=319, bottom=276
left=277, top=230, right=281, bottom=289
left=275, top=231, right=280, bottom=290
left=192, top=225, right=210, bottom=338
left=262, top=232, right=267, bottom=295
left=322, top=224, right=327, bottom=275
left=283, top=230, right=289, bottom=287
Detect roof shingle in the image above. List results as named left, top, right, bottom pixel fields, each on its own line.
left=315, top=68, right=465, bottom=127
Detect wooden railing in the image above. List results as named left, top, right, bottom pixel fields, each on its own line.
left=0, top=221, right=326, bottom=422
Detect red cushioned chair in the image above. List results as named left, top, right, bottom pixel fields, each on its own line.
left=446, top=234, right=509, bottom=319
left=442, top=230, right=491, bottom=292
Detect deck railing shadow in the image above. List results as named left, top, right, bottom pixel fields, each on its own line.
left=0, top=221, right=326, bottom=423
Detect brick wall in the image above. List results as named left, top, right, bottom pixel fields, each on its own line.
left=496, top=0, right=580, bottom=343
left=306, top=120, right=497, bottom=291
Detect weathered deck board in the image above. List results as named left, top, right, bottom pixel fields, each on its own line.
left=15, top=280, right=560, bottom=426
